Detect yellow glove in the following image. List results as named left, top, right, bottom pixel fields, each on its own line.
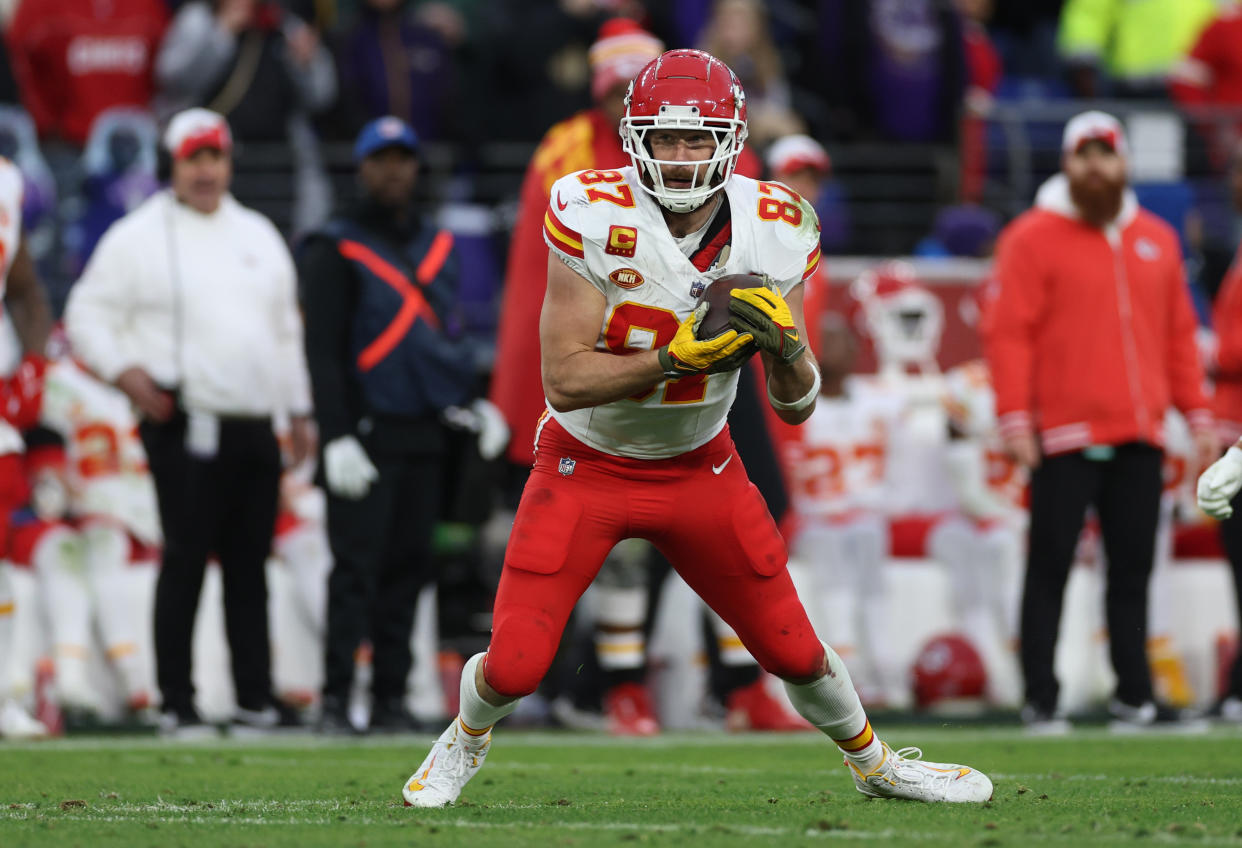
left=728, top=282, right=805, bottom=366
left=657, top=303, right=756, bottom=378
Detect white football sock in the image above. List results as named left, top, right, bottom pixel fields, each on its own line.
left=592, top=583, right=648, bottom=671
left=457, top=652, right=517, bottom=745
left=784, top=642, right=885, bottom=770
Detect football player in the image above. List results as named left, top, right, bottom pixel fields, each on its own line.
left=929, top=357, right=1026, bottom=707
left=0, top=151, right=53, bottom=739
left=401, top=50, right=992, bottom=807
left=35, top=350, right=161, bottom=721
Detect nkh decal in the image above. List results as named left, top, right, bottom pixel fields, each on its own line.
left=609, top=267, right=645, bottom=289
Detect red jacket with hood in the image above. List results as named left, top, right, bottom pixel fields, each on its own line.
left=984, top=173, right=1212, bottom=455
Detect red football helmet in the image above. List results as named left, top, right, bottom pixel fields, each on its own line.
left=911, top=633, right=987, bottom=709
left=849, top=260, right=944, bottom=374
left=620, top=49, right=748, bottom=213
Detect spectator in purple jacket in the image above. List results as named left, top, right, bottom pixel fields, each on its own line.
left=333, top=0, right=456, bottom=143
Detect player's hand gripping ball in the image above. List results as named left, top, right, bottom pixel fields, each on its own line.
left=727, top=277, right=806, bottom=366
left=695, top=274, right=766, bottom=339
left=656, top=279, right=759, bottom=379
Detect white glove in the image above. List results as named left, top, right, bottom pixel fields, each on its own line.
left=323, top=435, right=378, bottom=500
left=30, top=470, right=68, bottom=520
left=471, top=398, right=510, bottom=461
left=944, top=439, right=1005, bottom=521
left=1197, top=445, right=1242, bottom=519
left=442, top=399, right=511, bottom=462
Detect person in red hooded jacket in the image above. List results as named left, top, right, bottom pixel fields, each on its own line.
left=985, top=110, right=1217, bottom=732
left=1193, top=139, right=1242, bottom=724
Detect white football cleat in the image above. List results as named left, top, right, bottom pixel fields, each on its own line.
left=845, top=743, right=993, bottom=803
left=0, top=699, right=49, bottom=739
left=402, top=719, right=490, bottom=808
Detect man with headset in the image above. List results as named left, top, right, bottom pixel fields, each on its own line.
left=65, top=107, right=313, bottom=736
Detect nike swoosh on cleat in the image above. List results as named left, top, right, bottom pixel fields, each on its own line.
left=712, top=456, right=732, bottom=475
left=556, top=192, right=568, bottom=211
left=408, top=755, right=437, bottom=791
left=926, top=766, right=972, bottom=779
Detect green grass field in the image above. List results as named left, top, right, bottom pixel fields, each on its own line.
left=3, top=727, right=1242, bottom=847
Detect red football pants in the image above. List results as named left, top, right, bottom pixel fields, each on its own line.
left=485, top=417, right=824, bottom=697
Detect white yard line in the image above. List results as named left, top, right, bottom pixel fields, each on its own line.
left=992, top=773, right=1242, bottom=785
left=4, top=725, right=1239, bottom=753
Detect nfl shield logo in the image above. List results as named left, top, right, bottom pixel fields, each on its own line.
left=689, top=280, right=706, bottom=299
left=558, top=457, right=576, bottom=476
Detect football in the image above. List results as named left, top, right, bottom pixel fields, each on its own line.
left=694, top=273, right=765, bottom=339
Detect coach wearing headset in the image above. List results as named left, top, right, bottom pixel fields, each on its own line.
left=65, top=107, right=313, bottom=736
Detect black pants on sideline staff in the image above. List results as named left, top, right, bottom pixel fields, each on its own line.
left=1214, top=504, right=1242, bottom=701
left=323, top=419, right=443, bottom=704
left=140, top=410, right=282, bottom=715
left=1021, top=443, right=1164, bottom=713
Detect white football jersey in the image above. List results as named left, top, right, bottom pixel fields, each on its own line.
left=942, top=359, right=1026, bottom=512
left=1161, top=407, right=1194, bottom=516
left=0, top=158, right=24, bottom=455
left=543, top=166, right=821, bottom=459
left=39, top=358, right=162, bottom=544
left=784, top=377, right=903, bottom=517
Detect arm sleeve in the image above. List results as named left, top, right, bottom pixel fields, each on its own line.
left=284, top=21, right=338, bottom=114
left=271, top=235, right=313, bottom=417
left=154, top=3, right=238, bottom=97
left=1167, top=265, right=1213, bottom=431
left=299, top=236, right=356, bottom=445
left=542, top=175, right=598, bottom=290
left=62, top=227, right=140, bottom=384
left=1214, top=265, right=1242, bottom=377
left=788, top=197, right=823, bottom=294
left=982, top=227, right=1043, bottom=439
left=1169, top=22, right=1218, bottom=105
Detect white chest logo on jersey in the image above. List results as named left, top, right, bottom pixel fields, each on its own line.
left=689, top=280, right=706, bottom=299
left=1135, top=237, right=1161, bottom=262
left=609, top=268, right=645, bottom=289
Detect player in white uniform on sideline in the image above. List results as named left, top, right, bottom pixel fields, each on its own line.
left=1145, top=409, right=1197, bottom=706
left=849, top=263, right=955, bottom=517
left=401, top=49, right=991, bottom=808
left=784, top=314, right=903, bottom=704
left=0, top=155, right=55, bottom=739
left=928, top=358, right=1025, bottom=706
left=267, top=455, right=333, bottom=709
left=34, top=351, right=161, bottom=720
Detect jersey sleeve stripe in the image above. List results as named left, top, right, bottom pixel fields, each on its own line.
left=802, top=245, right=822, bottom=281
left=544, top=210, right=585, bottom=258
